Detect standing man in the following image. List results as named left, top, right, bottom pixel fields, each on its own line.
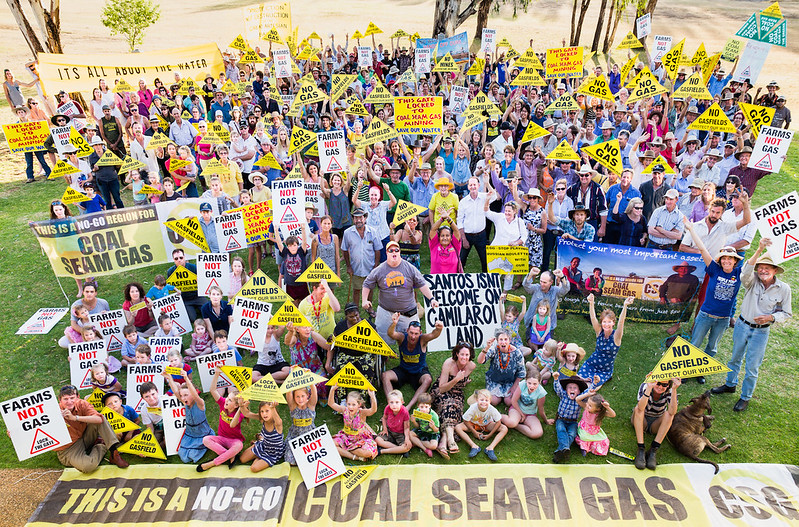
left=647, top=189, right=684, bottom=250
left=728, top=147, right=770, bottom=197
left=98, top=105, right=126, bottom=158
left=711, top=238, right=792, bottom=412
left=639, top=164, right=671, bottom=220
left=168, top=107, right=197, bottom=147
left=383, top=312, right=444, bottom=408
left=457, top=176, right=489, bottom=272
left=567, top=165, right=607, bottom=236
left=341, top=208, right=382, bottom=314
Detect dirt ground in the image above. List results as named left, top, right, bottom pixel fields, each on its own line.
left=0, top=468, right=62, bottom=527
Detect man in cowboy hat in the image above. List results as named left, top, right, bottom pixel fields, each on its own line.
left=708, top=67, right=732, bottom=98
left=756, top=80, right=779, bottom=107
left=629, top=144, right=656, bottom=187
left=712, top=238, right=792, bottom=412
left=659, top=261, right=700, bottom=305
left=640, top=164, right=671, bottom=220
left=772, top=95, right=790, bottom=129
left=674, top=103, right=701, bottom=140
left=377, top=162, right=411, bottom=218
left=552, top=158, right=580, bottom=188
left=727, top=146, right=770, bottom=197
left=695, top=148, right=722, bottom=186
left=595, top=120, right=615, bottom=143
left=547, top=200, right=596, bottom=242
left=342, top=208, right=382, bottom=312
left=552, top=371, right=592, bottom=463
left=678, top=178, right=705, bottom=217
left=567, top=165, right=607, bottom=235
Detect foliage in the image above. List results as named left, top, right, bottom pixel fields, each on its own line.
left=100, top=0, right=161, bottom=52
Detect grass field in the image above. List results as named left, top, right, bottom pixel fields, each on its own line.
left=0, top=145, right=797, bottom=470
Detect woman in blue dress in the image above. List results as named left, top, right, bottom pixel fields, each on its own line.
left=164, top=371, right=214, bottom=463
left=578, top=294, right=633, bottom=385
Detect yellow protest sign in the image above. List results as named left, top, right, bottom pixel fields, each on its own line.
left=86, top=389, right=105, bottom=411
left=2, top=120, right=50, bottom=154
left=410, top=32, right=420, bottom=43
left=146, top=132, right=171, bottom=150
left=235, top=270, right=290, bottom=303
left=510, top=67, right=545, bottom=87
left=433, top=52, right=459, bottom=73
left=118, top=155, right=147, bottom=173
left=241, top=47, right=263, bottom=63
left=390, top=29, right=409, bottom=39
left=546, top=140, right=581, bottom=162
left=220, top=79, right=237, bottom=95
left=220, top=366, right=253, bottom=392
left=331, top=74, right=357, bottom=101
left=672, top=71, right=713, bottom=100
left=465, top=57, right=485, bottom=76
left=290, top=82, right=327, bottom=116
left=762, top=1, right=782, bottom=17
left=582, top=139, right=623, bottom=175
left=496, top=37, right=511, bottom=48
left=641, top=154, right=677, bottom=175
left=252, top=151, right=283, bottom=170
left=166, top=265, right=197, bottom=292
left=487, top=246, right=529, bottom=275
left=466, top=91, right=500, bottom=115
left=68, top=128, right=92, bottom=157
left=346, top=96, right=369, bottom=117
left=201, top=158, right=227, bottom=175
left=199, top=129, right=225, bottom=146
left=739, top=102, right=775, bottom=140
left=164, top=216, right=210, bottom=253
left=296, top=258, right=343, bottom=283
left=208, top=122, right=231, bottom=142
left=288, top=127, right=316, bottom=155
left=505, top=293, right=525, bottom=303
left=545, top=92, right=580, bottom=113
left=117, top=428, right=166, bottom=460
left=339, top=466, right=377, bottom=499
left=700, top=53, right=721, bottom=84
left=619, top=56, right=637, bottom=87
left=61, top=187, right=90, bottom=205
left=364, top=21, right=382, bottom=36
left=363, top=81, right=393, bottom=105
left=576, top=74, right=615, bottom=101
left=229, top=34, right=248, bottom=51
left=306, top=31, right=322, bottom=41
left=412, top=409, right=433, bottom=422
left=49, top=160, right=79, bottom=179
left=661, top=38, right=685, bottom=81
left=280, top=366, right=327, bottom=393
left=690, top=43, right=707, bottom=65
left=239, top=373, right=285, bottom=403
left=646, top=336, right=731, bottom=381
left=616, top=31, right=642, bottom=50
left=351, top=30, right=364, bottom=40
left=392, top=200, right=428, bottom=226
left=505, top=48, right=520, bottom=62
left=721, top=38, right=743, bottom=62
left=269, top=301, right=312, bottom=327
left=688, top=103, right=737, bottom=133
left=359, top=117, right=399, bottom=146
left=395, top=68, right=416, bottom=85
left=138, top=183, right=162, bottom=195
left=112, top=79, right=135, bottom=93
left=626, top=68, right=668, bottom=104
left=285, top=165, right=303, bottom=179
left=520, top=120, right=551, bottom=143
left=100, top=407, right=140, bottom=434
left=325, top=362, right=376, bottom=392
left=163, top=366, right=184, bottom=376
left=514, top=48, right=543, bottom=69
left=332, top=320, right=397, bottom=357
left=263, top=27, right=283, bottom=44
left=545, top=46, right=583, bottom=78
left=459, top=106, right=489, bottom=130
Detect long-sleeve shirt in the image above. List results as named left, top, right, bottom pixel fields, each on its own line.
left=522, top=278, right=569, bottom=331
left=739, top=262, right=792, bottom=325
left=457, top=192, right=489, bottom=233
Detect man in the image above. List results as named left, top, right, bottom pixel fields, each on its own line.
left=711, top=238, right=792, bottom=412
left=605, top=168, right=641, bottom=244
left=670, top=160, right=694, bottom=196
left=552, top=159, right=580, bottom=189
left=167, top=248, right=205, bottom=322
left=680, top=196, right=752, bottom=258
left=55, top=384, right=128, bottom=472
left=659, top=261, right=700, bottom=305
left=168, top=107, right=197, bottom=147
left=728, top=146, right=771, bottom=197
left=198, top=202, right=219, bottom=253
left=14, top=105, right=50, bottom=183
left=384, top=313, right=444, bottom=408
left=491, top=121, right=515, bottom=162
left=715, top=140, right=740, bottom=185
left=756, top=80, right=779, bottom=107
left=772, top=95, right=791, bottom=129
left=362, top=240, right=440, bottom=345
left=694, top=148, right=721, bottom=187
left=98, top=105, right=126, bottom=158
left=406, top=160, right=436, bottom=235
left=678, top=178, right=705, bottom=218
left=708, top=68, right=732, bottom=98
left=632, top=378, right=681, bottom=470
left=639, top=164, right=671, bottom=220
left=567, top=165, right=607, bottom=235
left=647, top=189, right=685, bottom=250
left=129, top=122, right=160, bottom=187
left=723, top=190, right=756, bottom=259
left=341, top=208, right=382, bottom=312
left=458, top=176, right=489, bottom=272
left=562, top=257, right=585, bottom=296
left=618, top=130, right=632, bottom=169
left=89, top=136, right=124, bottom=209
left=547, top=201, right=596, bottom=242
left=298, top=280, right=341, bottom=340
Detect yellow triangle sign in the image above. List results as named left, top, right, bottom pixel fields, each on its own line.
left=465, top=91, right=501, bottom=115
left=220, top=366, right=253, bottom=392
left=147, top=132, right=171, bottom=150
left=139, top=183, right=162, bottom=195
left=326, top=361, right=376, bottom=391
left=672, top=71, right=713, bottom=100
left=700, top=53, right=722, bottom=84
left=466, top=57, right=485, bottom=75
left=395, top=68, right=416, bottom=84
left=390, top=29, right=409, bottom=39
left=61, top=186, right=90, bottom=204
left=333, top=320, right=397, bottom=357
left=690, top=43, right=707, bottom=65
left=208, top=122, right=231, bottom=142
left=582, top=139, right=623, bottom=175
left=285, top=165, right=303, bottom=179
left=511, top=67, right=545, bottom=87
left=392, top=199, right=428, bottom=226
left=253, top=152, right=283, bottom=170
left=234, top=269, right=289, bottom=303
left=332, top=74, right=357, bottom=101
left=520, top=120, right=551, bottom=143
left=307, top=31, right=322, bottom=41
left=68, top=128, right=93, bottom=157
left=646, top=336, right=731, bottom=381
left=363, top=81, right=393, bottom=105
left=269, top=301, right=313, bottom=327
left=166, top=157, right=192, bottom=171
left=118, top=155, right=146, bottom=173
left=239, top=373, right=286, bottom=403
left=166, top=265, right=198, bottom=292
left=296, top=258, right=343, bottom=283
left=364, top=21, right=382, bottom=36
left=229, top=34, right=248, bottom=51
left=289, top=127, right=317, bottom=155
left=181, top=110, right=191, bottom=120
left=346, top=97, right=369, bottom=117
left=661, top=38, right=685, bottom=81
left=459, top=106, right=489, bottom=130
left=112, top=79, right=135, bottom=93
left=359, top=117, right=399, bottom=146
left=291, top=81, right=327, bottom=114
left=280, top=366, right=328, bottom=394
left=626, top=68, right=668, bottom=104
left=619, top=56, right=637, bottom=87
left=87, top=389, right=106, bottom=411
left=688, top=103, right=737, bottom=133
left=738, top=102, right=775, bottom=141
left=641, top=154, right=677, bottom=175
left=241, top=47, right=263, bottom=63
left=164, top=216, right=209, bottom=253
left=264, top=27, right=283, bottom=44
left=497, top=37, right=512, bottom=48
left=50, top=159, right=78, bottom=179
left=339, top=465, right=378, bottom=498
left=546, top=140, right=581, bottom=162
left=576, top=74, right=615, bottom=101
left=411, top=32, right=420, bottom=43
left=117, top=427, right=166, bottom=460
left=545, top=92, right=580, bottom=113
left=617, top=31, right=642, bottom=50
left=514, top=48, right=543, bottom=69
left=352, top=30, right=364, bottom=40
left=221, top=79, right=239, bottom=94
left=100, top=406, right=140, bottom=434
left=505, top=48, right=520, bottom=62
left=201, top=158, right=227, bottom=175
left=433, top=52, right=459, bottom=73
left=761, top=1, right=782, bottom=18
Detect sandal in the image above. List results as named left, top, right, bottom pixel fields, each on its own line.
left=448, top=440, right=459, bottom=453
left=436, top=448, right=450, bottom=460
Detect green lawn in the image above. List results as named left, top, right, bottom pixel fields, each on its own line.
left=0, top=144, right=797, bottom=470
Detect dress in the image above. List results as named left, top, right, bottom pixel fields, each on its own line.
left=251, top=424, right=285, bottom=465
left=431, top=373, right=469, bottom=428
left=178, top=403, right=214, bottom=463
left=332, top=410, right=377, bottom=456
left=578, top=330, right=620, bottom=385
left=528, top=314, right=552, bottom=346
left=485, top=345, right=526, bottom=398
left=521, top=206, right=544, bottom=267
left=575, top=410, right=609, bottom=456
left=315, top=234, right=338, bottom=275
left=399, top=239, right=421, bottom=269
left=284, top=407, right=316, bottom=465
left=290, top=338, right=328, bottom=398
left=501, top=319, right=523, bottom=349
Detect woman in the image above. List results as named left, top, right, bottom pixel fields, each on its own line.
left=4, top=69, right=34, bottom=110
left=137, top=79, right=153, bottom=115
left=479, top=331, right=526, bottom=406
left=58, top=282, right=111, bottom=348
left=354, top=182, right=395, bottom=261
left=429, top=216, right=462, bottom=274
left=392, top=215, right=422, bottom=270
left=515, top=186, right=547, bottom=269
left=543, top=177, right=573, bottom=271
left=285, top=322, right=329, bottom=398
left=311, top=215, right=341, bottom=277
left=122, top=282, right=156, bottom=337
left=690, top=181, right=717, bottom=222
left=468, top=130, right=484, bottom=173
left=431, top=342, right=477, bottom=459
left=485, top=180, right=527, bottom=291
left=715, top=175, right=740, bottom=210
left=299, top=159, right=329, bottom=217
left=273, top=127, right=292, bottom=169
left=578, top=294, right=633, bottom=385
left=201, top=286, right=234, bottom=337
left=328, top=173, right=353, bottom=240
left=47, top=199, right=87, bottom=298
left=166, top=143, right=198, bottom=198
left=451, top=137, right=472, bottom=197
left=89, top=88, right=105, bottom=122
left=612, top=196, right=648, bottom=247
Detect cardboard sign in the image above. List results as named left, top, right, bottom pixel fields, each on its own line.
left=360, top=117, right=399, bottom=146
left=0, top=387, right=71, bottom=461
left=739, top=102, right=775, bottom=141
left=118, top=427, right=166, bottom=460
left=636, top=13, right=651, bottom=37
left=480, top=28, right=497, bottom=54
left=272, top=178, right=307, bottom=239
left=229, top=34, right=248, bottom=51
left=296, top=258, right=342, bottom=283
left=147, top=337, right=181, bottom=365
left=229, top=199, right=274, bottom=245
left=273, top=48, right=292, bottom=78
left=332, top=320, right=396, bottom=357
left=166, top=265, right=198, bottom=294
left=661, top=38, right=685, bottom=80
left=346, top=97, right=369, bottom=117
left=163, top=366, right=184, bottom=376
left=735, top=7, right=787, bottom=47
left=331, top=74, right=357, bottom=102
left=394, top=96, right=444, bottom=135
left=357, top=46, right=372, bottom=68
left=582, top=139, right=623, bottom=175
left=646, top=337, right=730, bottom=381
left=16, top=307, right=69, bottom=335
left=2, top=120, right=50, bottom=153
left=269, top=301, right=312, bottom=327
left=449, top=85, right=469, bottom=114
left=68, top=126, right=93, bottom=158
left=280, top=366, right=327, bottom=393
left=415, top=47, right=431, bottom=74
left=688, top=103, right=737, bottom=133
left=616, top=31, right=642, bottom=50
left=164, top=216, right=210, bottom=253
left=325, top=362, right=376, bottom=391
left=433, top=52, right=459, bottom=73
left=641, top=154, right=677, bottom=175
left=465, top=57, right=485, bottom=76
left=721, top=38, right=743, bottom=62
left=100, top=406, right=140, bottom=434
left=652, top=35, right=673, bottom=62
left=750, top=125, right=793, bottom=174
left=220, top=366, right=253, bottom=392
left=626, top=68, right=668, bottom=104
left=50, top=125, right=74, bottom=155
left=61, top=187, right=90, bottom=205
left=95, top=150, right=123, bottom=167
left=288, top=424, right=345, bottom=489
left=520, top=121, right=551, bottom=143
left=487, top=246, right=530, bottom=275
left=672, top=72, right=713, bottom=100
left=214, top=210, right=246, bottom=252
left=545, top=93, right=580, bottom=113
left=68, top=340, right=108, bottom=389
left=197, top=349, right=238, bottom=392
left=88, top=309, right=126, bottom=353
left=150, top=293, right=191, bottom=335
left=317, top=129, right=346, bottom=173
left=238, top=373, right=285, bottom=403
left=289, top=127, right=317, bottom=155
left=734, top=40, right=770, bottom=85
left=235, top=269, right=289, bottom=303
left=229, top=296, right=272, bottom=351
left=85, top=388, right=105, bottom=411
left=363, top=81, right=393, bottom=105
left=576, top=75, right=614, bottom=101
left=392, top=200, right=428, bottom=227
left=49, top=160, right=79, bottom=179
left=197, top=253, right=231, bottom=297
left=424, top=273, right=503, bottom=352
left=161, top=395, right=185, bottom=456
left=546, top=47, right=583, bottom=78
left=339, top=465, right=377, bottom=498
left=126, top=363, right=164, bottom=413
left=546, top=139, right=581, bottom=161
left=753, top=191, right=799, bottom=264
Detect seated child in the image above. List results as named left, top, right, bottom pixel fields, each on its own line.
left=121, top=325, right=147, bottom=367
left=376, top=390, right=411, bottom=456
left=64, top=303, right=90, bottom=344
left=165, top=349, right=194, bottom=395
left=153, top=313, right=180, bottom=338
left=551, top=372, right=599, bottom=463
left=239, top=402, right=285, bottom=473
left=456, top=388, right=508, bottom=462
left=102, top=391, right=140, bottom=442
left=253, top=325, right=291, bottom=383
left=575, top=387, right=616, bottom=457
left=409, top=393, right=441, bottom=458
left=328, top=386, right=378, bottom=461
left=211, top=330, right=244, bottom=366
left=186, top=318, right=213, bottom=359
left=501, top=364, right=554, bottom=439
left=146, top=275, right=177, bottom=301
left=138, top=381, right=166, bottom=450
left=89, top=363, right=124, bottom=395
left=531, top=338, right=560, bottom=384
left=135, top=343, right=152, bottom=364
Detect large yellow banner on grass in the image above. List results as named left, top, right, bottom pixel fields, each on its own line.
left=37, top=43, right=224, bottom=93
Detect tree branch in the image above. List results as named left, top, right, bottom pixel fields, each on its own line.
left=455, top=0, right=482, bottom=27
left=6, top=0, right=45, bottom=55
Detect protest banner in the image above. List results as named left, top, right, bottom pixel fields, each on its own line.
left=288, top=126, right=317, bottom=154
left=636, top=13, right=651, bottom=37
left=626, top=68, right=668, bottom=104
left=414, top=47, right=431, bottom=74
left=449, top=85, right=469, bottom=114
left=316, top=129, right=346, bottom=173
left=238, top=373, right=285, bottom=403
left=161, top=395, right=185, bottom=456
left=36, top=43, right=224, bottom=93
left=360, top=117, right=400, bottom=145
left=229, top=200, right=273, bottom=246
left=721, top=37, right=743, bottom=62
left=333, top=320, right=397, bottom=357
left=556, top=239, right=706, bottom=323
left=545, top=46, right=584, bottom=78
left=60, top=187, right=90, bottom=205
left=415, top=32, right=469, bottom=63
left=673, top=72, right=713, bottom=100
left=480, top=28, right=497, bottom=54
left=150, top=293, right=191, bottom=335
left=296, top=258, right=342, bottom=283
left=229, top=296, right=272, bottom=351
left=272, top=178, right=307, bottom=239
left=545, top=93, right=580, bottom=114
left=487, top=246, right=529, bottom=275
left=117, top=428, right=166, bottom=460
left=196, top=349, right=238, bottom=392
left=339, top=465, right=378, bottom=499
left=734, top=40, right=770, bottom=85
left=325, top=362, right=376, bottom=391
left=735, top=4, right=787, bottom=47
left=519, top=121, right=550, bottom=143
left=197, top=253, right=230, bottom=296
left=0, top=387, right=71, bottom=461
left=652, top=35, right=672, bottom=61
left=646, top=336, right=730, bottom=381
left=16, top=308, right=69, bottom=335
left=88, top=309, right=126, bottom=353
left=363, top=81, right=393, bottom=105
left=220, top=366, right=253, bottom=392
left=753, top=190, right=799, bottom=264
left=288, top=424, right=345, bottom=489
left=424, top=273, right=503, bottom=351
left=576, top=75, right=614, bottom=101
left=269, top=301, right=312, bottom=327
left=68, top=340, right=108, bottom=389
left=126, top=363, right=164, bottom=413
left=280, top=366, right=327, bottom=393
left=49, top=160, right=78, bottom=179
left=617, top=31, right=642, bottom=49
left=394, top=96, right=444, bottom=135
left=433, top=52, right=459, bottom=73
left=2, top=120, right=49, bottom=153
left=750, top=125, right=793, bottom=174
left=235, top=269, right=289, bottom=303
left=213, top=209, right=246, bottom=252
left=147, top=337, right=181, bottom=365
left=243, top=1, right=291, bottom=43
left=357, top=46, right=372, bottom=68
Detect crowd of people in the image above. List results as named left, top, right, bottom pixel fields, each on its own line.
left=6, top=27, right=793, bottom=475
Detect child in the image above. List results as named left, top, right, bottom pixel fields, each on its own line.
left=253, top=325, right=290, bottom=383
left=121, top=325, right=147, bottom=367
left=575, top=387, right=616, bottom=457
left=499, top=294, right=531, bottom=356
left=102, top=391, right=140, bottom=442
left=328, top=386, right=378, bottom=461
left=186, top=318, right=213, bottom=359
left=528, top=299, right=552, bottom=350
left=271, top=229, right=309, bottom=306
left=304, top=203, right=320, bottom=253
left=239, top=402, right=285, bottom=472
left=229, top=256, right=248, bottom=298
left=161, top=176, right=182, bottom=201
left=557, top=343, right=585, bottom=378
left=134, top=343, right=152, bottom=364
left=376, top=390, right=412, bottom=456
left=163, top=370, right=214, bottom=463
left=198, top=370, right=246, bottom=472
left=551, top=372, right=599, bottom=463
left=89, top=363, right=124, bottom=395
left=501, top=364, right=554, bottom=439
left=212, top=330, right=244, bottom=366
left=64, top=304, right=90, bottom=344
left=139, top=381, right=166, bottom=450
left=531, top=338, right=560, bottom=384
left=124, top=169, right=148, bottom=205
left=284, top=387, right=318, bottom=465
left=409, top=393, right=440, bottom=458
left=165, top=349, right=194, bottom=394
left=79, top=183, right=106, bottom=214
left=146, top=275, right=177, bottom=300
left=154, top=313, right=180, bottom=338
left=456, top=389, right=508, bottom=461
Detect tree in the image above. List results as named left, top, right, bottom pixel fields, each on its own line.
left=101, top=0, right=161, bottom=52
left=6, top=0, right=64, bottom=56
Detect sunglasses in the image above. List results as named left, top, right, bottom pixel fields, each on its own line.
left=387, top=247, right=400, bottom=253
left=30, top=101, right=38, bottom=105
left=656, top=382, right=670, bottom=387
left=408, top=321, right=421, bottom=328
left=634, top=206, right=643, bottom=210
left=51, top=200, right=63, bottom=206
left=556, top=187, right=566, bottom=191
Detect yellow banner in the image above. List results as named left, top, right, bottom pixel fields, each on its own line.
left=487, top=246, right=529, bottom=275
left=37, top=43, right=224, bottom=94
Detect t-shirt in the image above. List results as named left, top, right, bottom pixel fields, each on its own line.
left=413, top=409, right=440, bottom=433
left=518, top=383, right=547, bottom=415
left=429, top=234, right=461, bottom=274
left=201, top=300, right=233, bottom=333
left=141, top=404, right=163, bottom=427
left=298, top=295, right=336, bottom=338
left=216, top=397, right=246, bottom=442
left=363, top=260, right=426, bottom=313
left=146, top=284, right=177, bottom=300
left=380, top=177, right=411, bottom=213
left=280, top=247, right=307, bottom=286
left=700, top=261, right=742, bottom=317
left=122, top=299, right=154, bottom=329
left=637, top=382, right=672, bottom=418
left=462, top=402, right=502, bottom=427
left=258, top=335, right=286, bottom=366
left=121, top=335, right=147, bottom=358
left=428, top=192, right=459, bottom=224
left=81, top=194, right=106, bottom=213
left=383, top=405, right=410, bottom=433
left=121, top=404, right=139, bottom=423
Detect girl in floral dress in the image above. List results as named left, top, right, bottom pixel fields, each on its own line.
left=328, top=386, right=378, bottom=461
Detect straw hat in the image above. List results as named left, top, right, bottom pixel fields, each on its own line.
left=560, top=343, right=586, bottom=362
left=715, top=246, right=743, bottom=264
left=672, top=261, right=697, bottom=273
left=434, top=176, right=454, bottom=190
left=754, top=253, right=784, bottom=274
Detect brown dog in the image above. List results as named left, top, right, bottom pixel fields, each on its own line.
left=667, top=391, right=731, bottom=473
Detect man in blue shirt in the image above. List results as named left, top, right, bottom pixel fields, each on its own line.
left=209, top=90, right=231, bottom=123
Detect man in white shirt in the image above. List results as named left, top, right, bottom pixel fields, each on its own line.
left=694, top=148, right=721, bottom=188
left=491, top=122, right=515, bottom=162
left=458, top=176, right=489, bottom=272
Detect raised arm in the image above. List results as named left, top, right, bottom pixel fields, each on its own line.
left=681, top=216, right=712, bottom=267
left=614, top=296, right=634, bottom=345
left=586, top=293, right=601, bottom=335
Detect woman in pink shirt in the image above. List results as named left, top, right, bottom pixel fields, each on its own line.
left=429, top=215, right=462, bottom=274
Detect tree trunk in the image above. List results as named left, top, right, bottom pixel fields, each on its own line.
left=6, top=0, right=63, bottom=56
left=591, top=0, right=608, bottom=52
left=472, top=0, right=492, bottom=49
left=571, top=0, right=591, bottom=47
left=6, top=0, right=45, bottom=55
left=433, top=0, right=483, bottom=38
left=570, top=0, right=578, bottom=45
left=603, top=1, right=623, bottom=53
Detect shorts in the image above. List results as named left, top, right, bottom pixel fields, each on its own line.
left=382, top=428, right=406, bottom=446
left=391, top=366, right=431, bottom=390
left=253, top=362, right=290, bottom=375
left=644, top=414, right=660, bottom=434
left=414, top=429, right=440, bottom=442
left=351, top=275, right=365, bottom=292
left=286, top=283, right=309, bottom=301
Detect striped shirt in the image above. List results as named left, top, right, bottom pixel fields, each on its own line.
left=637, top=382, right=672, bottom=418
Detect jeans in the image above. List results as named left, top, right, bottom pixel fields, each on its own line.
left=97, top=178, right=124, bottom=209
left=690, top=311, right=729, bottom=357
left=460, top=229, right=487, bottom=272
left=724, top=319, right=770, bottom=401
left=25, top=151, right=50, bottom=180
left=555, top=419, right=578, bottom=451
left=542, top=230, right=557, bottom=271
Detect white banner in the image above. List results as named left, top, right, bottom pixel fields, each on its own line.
left=450, top=85, right=469, bottom=114
left=636, top=14, right=652, bottom=38
left=68, top=340, right=108, bottom=389
left=197, top=253, right=231, bottom=297
left=272, top=178, right=307, bottom=239
left=228, top=297, right=272, bottom=351
left=273, top=48, right=292, bottom=78
left=147, top=336, right=182, bottom=364
left=357, top=46, right=372, bottom=68
left=734, top=40, right=770, bottom=84
left=0, top=387, right=71, bottom=461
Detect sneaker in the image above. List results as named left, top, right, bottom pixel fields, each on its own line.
left=645, top=448, right=658, bottom=470
left=109, top=449, right=129, bottom=468
left=485, top=449, right=498, bottom=461
left=711, top=384, right=736, bottom=395
left=468, top=447, right=481, bottom=458
left=634, top=447, right=646, bottom=470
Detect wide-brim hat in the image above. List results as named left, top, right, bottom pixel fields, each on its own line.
left=388, top=162, right=402, bottom=173
left=568, top=203, right=591, bottom=220
left=664, top=131, right=676, bottom=141
left=735, top=146, right=753, bottom=160
left=600, top=120, right=614, bottom=130
left=684, top=135, right=700, bottom=145
left=352, top=207, right=368, bottom=217
left=638, top=149, right=656, bottom=159
left=688, top=178, right=706, bottom=189
left=90, top=136, right=104, bottom=146
left=578, top=164, right=597, bottom=175
left=559, top=374, right=589, bottom=393
left=14, top=105, right=28, bottom=114
left=672, top=261, right=697, bottom=273
left=51, top=114, right=71, bottom=125
left=716, top=245, right=743, bottom=264
left=648, top=136, right=665, bottom=147
left=248, top=172, right=265, bottom=184
left=434, top=176, right=454, bottom=190
left=410, top=140, right=423, bottom=149
left=766, top=80, right=780, bottom=90
left=707, top=148, right=722, bottom=159
left=526, top=188, right=542, bottom=200
left=754, top=253, right=784, bottom=274
left=542, top=117, right=556, bottom=128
